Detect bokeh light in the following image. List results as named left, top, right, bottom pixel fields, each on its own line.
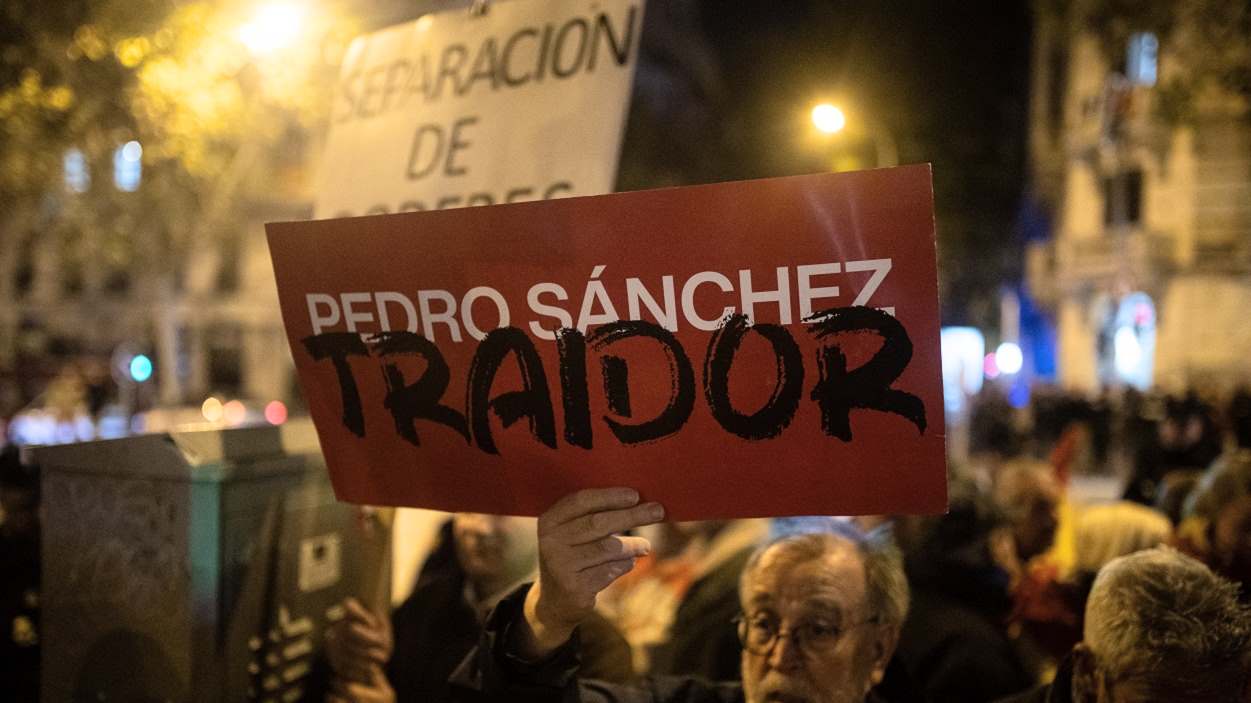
left=264, top=400, right=288, bottom=425
left=812, top=103, right=847, bottom=134
left=128, top=354, right=153, bottom=382
left=224, top=399, right=247, bottom=425
left=238, top=3, right=306, bottom=55
left=201, top=396, right=224, bottom=422
left=995, top=342, right=1023, bottom=375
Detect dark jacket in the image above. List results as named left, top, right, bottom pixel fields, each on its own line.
left=889, top=484, right=1037, bottom=703
left=450, top=583, right=892, bottom=703
left=648, top=545, right=753, bottom=681
left=0, top=529, right=39, bottom=703
left=387, top=528, right=631, bottom=701
left=993, top=655, right=1074, bottom=703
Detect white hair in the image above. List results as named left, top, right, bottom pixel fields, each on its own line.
left=741, top=523, right=909, bottom=628
left=1085, top=547, right=1250, bottom=702
left=1073, top=502, right=1171, bottom=576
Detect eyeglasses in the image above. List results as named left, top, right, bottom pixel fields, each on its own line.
left=734, top=611, right=878, bottom=658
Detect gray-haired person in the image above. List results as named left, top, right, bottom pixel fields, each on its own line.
left=996, top=546, right=1251, bottom=703
left=452, top=487, right=910, bottom=703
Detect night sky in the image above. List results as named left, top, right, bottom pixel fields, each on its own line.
left=619, top=0, right=1033, bottom=327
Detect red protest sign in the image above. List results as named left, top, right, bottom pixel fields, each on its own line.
left=267, top=166, right=947, bottom=519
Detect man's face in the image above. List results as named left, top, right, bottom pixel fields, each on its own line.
left=739, top=542, right=893, bottom=703
left=451, top=513, right=536, bottom=591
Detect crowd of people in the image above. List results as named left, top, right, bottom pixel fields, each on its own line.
left=316, top=388, right=1251, bottom=703
left=4, top=386, right=1251, bottom=701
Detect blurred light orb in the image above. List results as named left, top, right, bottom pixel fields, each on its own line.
left=121, top=140, right=142, bottom=162
left=238, top=3, right=305, bottom=55
left=1114, top=326, right=1142, bottom=375
left=812, top=104, right=847, bottom=134
left=265, top=400, right=288, bottom=425
left=224, top=400, right=247, bottom=426
left=983, top=352, right=1000, bottom=379
left=995, top=342, right=1024, bottom=375
left=128, top=354, right=153, bottom=382
left=202, top=397, right=224, bottom=423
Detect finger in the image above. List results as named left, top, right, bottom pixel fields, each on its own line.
left=344, top=680, right=390, bottom=703
left=567, top=535, right=652, bottom=570
left=540, top=488, right=640, bottom=530
left=559, top=502, right=664, bottom=544
left=346, top=621, right=389, bottom=649
left=343, top=597, right=381, bottom=628
left=338, top=644, right=389, bottom=669
left=579, top=557, right=638, bottom=594
left=343, top=682, right=374, bottom=700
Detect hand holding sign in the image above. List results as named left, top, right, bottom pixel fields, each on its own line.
left=324, top=597, right=393, bottom=684
left=517, top=488, right=664, bottom=658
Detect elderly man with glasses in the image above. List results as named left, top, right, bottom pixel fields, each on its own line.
left=451, top=487, right=910, bottom=703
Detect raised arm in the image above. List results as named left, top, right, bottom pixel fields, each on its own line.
left=515, top=487, right=665, bottom=659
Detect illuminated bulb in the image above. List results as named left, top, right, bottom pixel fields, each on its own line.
left=1115, top=327, right=1142, bottom=376
left=121, top=140, right=142, bottom=162
left=202, top=397, right=224, bottom=423
left=224, top=400, right=247, bottom=425
left=265, top=400, right=288, bottom=425
left=238, top=3, right=306, bottom=55
left=996, top=342, right=1023, bottom=375
left=812, top=104, right=847, bottom=134
left=983, top=353, right=1000, bottom=380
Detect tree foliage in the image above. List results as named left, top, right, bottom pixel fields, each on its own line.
left=0, top=0, right=358, bottom=281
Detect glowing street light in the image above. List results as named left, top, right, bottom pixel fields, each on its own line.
left=238, top=3, right=306, bottom=56
left=995, top=342, right=1024, bottom=375
left=811, top=103, right=847, bottom=134
left=809, top=102, right=898, bottom=169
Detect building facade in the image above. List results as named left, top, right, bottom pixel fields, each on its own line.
left=1026, top=0, right=1251, bottom=393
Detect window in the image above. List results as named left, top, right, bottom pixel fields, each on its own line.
left=1047, top=46, right=1068, bottom=140
left=64, top=149, right=89, bottom=192
left=1103, top=170, right=1143, bottom=226
left=216, top=234, right=240, bottom=293
left=208, top=324, right=244, bottom=396
left=113, top=141, right=142, bottom=191
left=1126, top=33, right=1158, bottom=87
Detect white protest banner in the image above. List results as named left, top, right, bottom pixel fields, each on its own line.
left=314, top=0, right=644, bottom=219
left=309, top=0, right=643, bottom=602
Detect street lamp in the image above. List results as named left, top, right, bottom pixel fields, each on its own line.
left=237, top=3, right=306, bottom=55
left=812, top=104, right=847, bottom=134
left=809, top=101, right=898, bottom=169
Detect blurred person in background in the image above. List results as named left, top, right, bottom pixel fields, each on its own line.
left=1228, top=387, right=1251, bottom=450
left=1153, top=470, right=1200, bottom=526
left=993, top=460, right=1061, bottom=566
left=631, top=519, right=767, bottom=681
left=1174, top=449, right=1251, bottom=601
left=0, top=445, right=40, bottom=702
left=325, top=511, right=630, bottom=702
left=1125, top=393, right=1222, bottom=506
left=995, top=547, right=1251, bottom=703
left=1209, top=494, right=1251, bottom=602
left=889, top=479, right=1038, bottom=702
left=991, top=459, right=1074, bottom=675
left=1013, top=501, right=1173, bottom=665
